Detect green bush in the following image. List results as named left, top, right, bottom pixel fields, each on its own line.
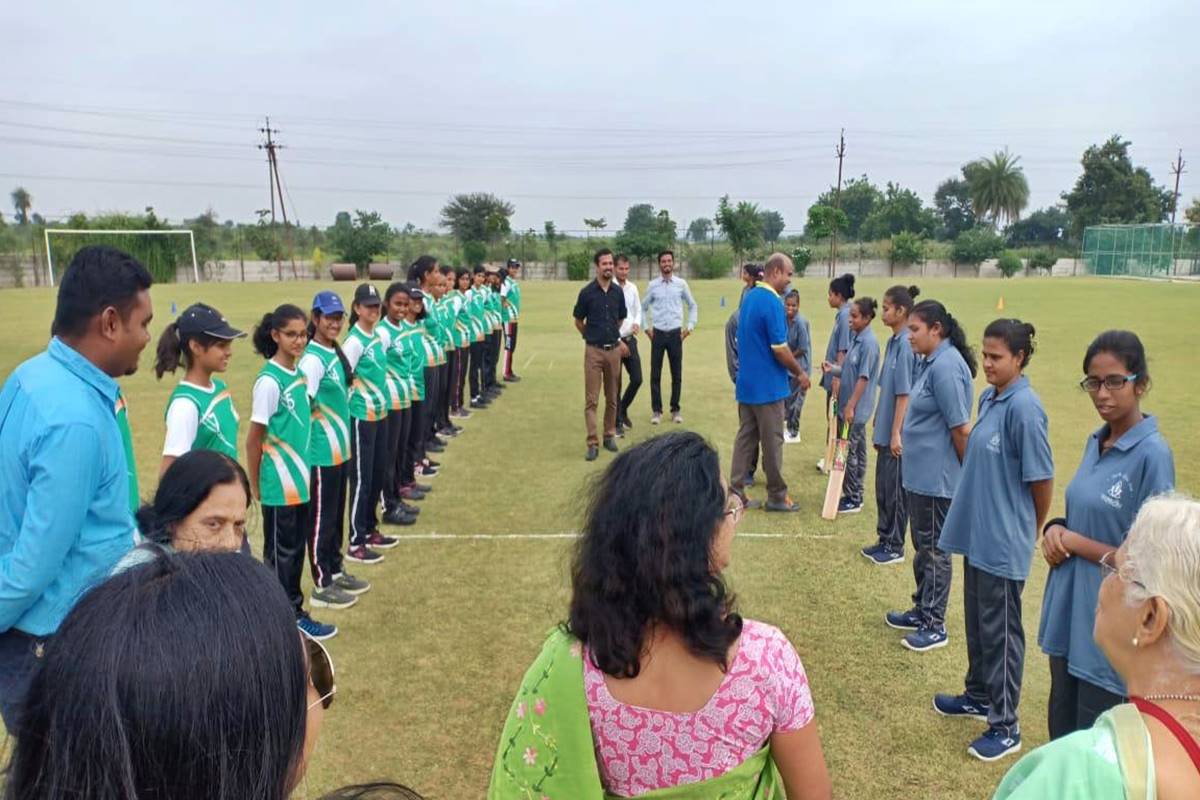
left=950, top=227, right=1004, bottom=266
left=565, top=249, right=592, bottom=281
left=791, top=245, right=813, bottom=275
left=1027, top=249, right=1058, bottom=272
left=687, top=247, right=734, bottom=279
left=889, top=232, right=925, bottom=266
left=996, top=250, right=1024, bottom=278
left=462, top=240, right=487, bottom=268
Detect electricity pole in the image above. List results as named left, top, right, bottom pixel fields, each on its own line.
left=1169, top=150, right=1186, bottom=224
left=829, top=129, right=846, bottom=277
left=258, top=117, right=297, bottom=280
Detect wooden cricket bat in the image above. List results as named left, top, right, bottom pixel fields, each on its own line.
left=821, top=417, right=851, bottom=520
left=822, top=401, right=838, bottom=474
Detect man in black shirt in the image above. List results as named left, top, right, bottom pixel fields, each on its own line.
left=572, top=248, right=627, bottom=461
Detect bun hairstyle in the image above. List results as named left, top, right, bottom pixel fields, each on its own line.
left=252, top=304, right=306, bottom=358
left=852, top=296, right=878, bottom=320
left=1084, top=329, right=1151, bottom=390
left=407, top=255, right=438, bottom=284
left=884, top=284, right=921, bottom=313
left=154, top=322, right=221, bottom=379
left=983, top=318, right=1037, bottom=368
left=911, top=299, right=978, bottom=377
left=829, top=272, right=856, bottom=301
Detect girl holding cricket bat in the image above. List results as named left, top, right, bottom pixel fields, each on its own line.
left=818, top=274, right=855, bottom=471
left=820, top=297, right=880, bottom=516
left=885, top=300, right=976, bottom=653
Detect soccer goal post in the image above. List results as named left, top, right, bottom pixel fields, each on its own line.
left=43, top=229, right=199, bottom=286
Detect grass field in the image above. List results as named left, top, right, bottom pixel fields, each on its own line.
left=0, top=275, right=1196, bottom=799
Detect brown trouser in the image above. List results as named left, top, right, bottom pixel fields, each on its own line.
left=584, top=344, right=622, bottom=446
left=730, top=399, right=787, bottom=504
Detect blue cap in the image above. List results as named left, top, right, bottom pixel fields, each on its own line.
left=312, top=290, right=345, bottom=315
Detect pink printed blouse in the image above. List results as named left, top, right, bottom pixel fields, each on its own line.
left=583, top=619, right=815, bottom=797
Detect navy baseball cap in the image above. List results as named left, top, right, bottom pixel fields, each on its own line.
left=404, top=284, right=425, bottom=301
left=177, top=303, right=245, bottom=339
left=353, top=283, right=382, bottom=306
left=506, top=258, right=522, bottom=268
left=311, top=290, right=345, bottom=315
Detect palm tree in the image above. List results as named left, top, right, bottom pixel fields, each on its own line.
left=10, top=187, right=32, bottom=225
left=963, top=150, right=1029, bottom=228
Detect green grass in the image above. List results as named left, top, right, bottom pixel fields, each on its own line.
left=0, top=276, right=1196, bottom=799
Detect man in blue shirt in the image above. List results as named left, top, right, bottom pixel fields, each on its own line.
left=642, top=250, right=698, bottom=425
left=0, top=246, right=153, bottom=728
left=730, top=253, right=806, bottom=512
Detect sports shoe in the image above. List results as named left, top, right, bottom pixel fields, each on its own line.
left=615, top=423, right=625, bottom=438
left=837, top=498, right=864, bottom=514
left=367, top=531, right=400, bottom=549
left=333, top=572, right=371, bottom=595
left=650, top=413, right=661, bottom=425
left=411, top=480, right=433, bottom=492
left=903, top=626, right=949, bottom=652
left=968, top=728, right=1022, bottom=762
left=415, top=464, right=439, bottom=478
left=311, top=585, right=358, bottom=610
left=448, top=424, right=464, bottom=433
left=816, top=458, right=826, bottom=472
left=603, top=437, right=619, bottom=453
left=672, top=413, right=683, bottom=424
left=297, top=613, right=337, bottom=641
left=397, top=501, right=420, bottom=515
left=453, top=408, right=472, bottom=419
left=867, top=547, right=904, bottom=566
left=933, top=693, right=991, bottom=720
left=504, top=374, right=521, bottom=382
left=585, top=445, right=599, bottom=461
left=621, top=415, right=633, bottom=430
left=470, top=398, right=490, bottom=409
left=437, top=427, right=459, bottom=438
left=423, top=458, right=440, bottom=469
left=400, top=484, right=427, bottom=501
left=345, top=545, right=384, bottom=565
left=885, top=608, right=922, bottom=630
left=382, top=508, right=416, bottom=526
left=784, top=428, right=801, bottom=444
left=426, top=441, right=446, bottom=453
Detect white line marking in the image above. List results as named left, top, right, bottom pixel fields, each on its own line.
left=394, top=531, right=834, bottom=541
left=523, top=353, right=537, bottom=368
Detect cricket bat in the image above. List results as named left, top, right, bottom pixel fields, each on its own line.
left=821, top=417, right=851, bottom=521
left=822, top=400, right=839, bottom=475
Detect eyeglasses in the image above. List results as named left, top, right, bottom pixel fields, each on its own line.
left=1079, top=373, right=1138, bottom=393
left=724, top=493, right=745, bottom=524
left=1099, top=550, right=1146, bottom=590
left=305, top=634, right=337, bottom=710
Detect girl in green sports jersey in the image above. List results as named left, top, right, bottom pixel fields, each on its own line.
left=341, top=283, right=397, bottom=565
left=449, top=268, right=475, bottom=418
left=246, top=303, right=337, bottom=641
left=154, top=302, right=246, bottom=477
left=377, top=282, right=421, bottom=525
left=467, top=267, right=490, bottom=407
left=397, top=283, right=440, bottom=480
left=300, top=291, right=371, bottom=611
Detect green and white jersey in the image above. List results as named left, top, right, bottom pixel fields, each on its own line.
left=465, top=288, right=487, bottom=341
left=501, top=278, right=521, bottom=323
left=433, top=296, right=456, bottom=352
left=299, top=342, right=351, bottom=467
left=395, top=319, right=428, bottom=400
left=485, top=289, right=503, bottom=330
left=115, top=392, right=139, bottom=514
left=420, top=304, right=445, bottom=366
left=163, top=378, right=240, bottom=460
left=377, top=317, right=413, bottom=411
left=446, top=290, right=472, bottom=348
left=344, top=323, right=389, bottom=422
left=252, top=360, right=311, bottom=507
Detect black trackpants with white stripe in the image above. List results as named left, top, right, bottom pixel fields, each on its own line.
left=908, top=492, right=953, bottom=629
left=962, top=558, right=1025, bottom=736
left=307, top=463, right=347, bottom=588
left=263, top=503, right=308, bottom=614
left=348, top=417, right=386, bottom=547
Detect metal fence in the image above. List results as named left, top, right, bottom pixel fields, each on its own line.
left=1081, top=223, right=1200, bottom=277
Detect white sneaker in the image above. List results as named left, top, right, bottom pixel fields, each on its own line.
left=784, top=430, right=801, bottom=444
left=650, top=414, right=661, bottom=425
left=816, top=458, right=826, bottom=472
left=672, top=413, right=683, bottom=424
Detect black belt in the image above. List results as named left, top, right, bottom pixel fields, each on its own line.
left=589, top=342, right=619, bottom=351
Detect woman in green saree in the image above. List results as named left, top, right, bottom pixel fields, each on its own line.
left=995, top=493, right=1200, bottom=799
left=489, top=432, right=831, bottom=799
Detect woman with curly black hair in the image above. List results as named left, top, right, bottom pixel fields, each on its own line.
left=488, top=432, right=831, bottom=800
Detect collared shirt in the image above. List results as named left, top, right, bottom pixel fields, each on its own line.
left=617, top=279, right=642, bottom=338
left=0, top=337, right=136, bottom=636
left=836, top=327, right=881, bottom=424
left=1039, top=414, right=1174, bottom=697
left=821, top=304, right=852, bottom=392
left=642, top=274, right=698, bottom=333
left=872, top=329, right=917, bottom=447
left=735, top=283, right=790, bottom=406
left=900, top=339, right=974, bottom=499
left=938, top=377, right=1055, bottom=581
left=573, top=279, right=627, bottom=346
left=786, top=313, right=812, bottom=376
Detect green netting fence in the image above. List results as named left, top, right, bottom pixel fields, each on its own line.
left=1081, top=223, right=1200, bottom=277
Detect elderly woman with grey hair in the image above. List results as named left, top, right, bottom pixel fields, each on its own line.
left=995, top=493, right=1200, bottom=799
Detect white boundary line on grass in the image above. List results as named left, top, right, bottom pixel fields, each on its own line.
left=396, top=531, right=835, bottom=541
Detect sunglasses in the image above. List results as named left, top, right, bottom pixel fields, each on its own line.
left=305, top=634, right=337, bottom=711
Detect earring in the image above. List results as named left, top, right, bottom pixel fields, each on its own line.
left=1132, top=637, right=1140, bottom=647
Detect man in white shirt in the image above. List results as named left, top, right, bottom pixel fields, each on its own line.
left=642, top=249, right=698, bottom=424
left=614, top=254, right=642, bottom=434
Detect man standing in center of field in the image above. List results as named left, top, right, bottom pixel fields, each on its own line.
left=730, top=253, right=805, bottom=513
left=573, top=248, right=627, bottom=462
left=642, top=250, right=697, bottom=425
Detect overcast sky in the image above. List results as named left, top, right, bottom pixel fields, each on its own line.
left=2, top=0, right=1197, bottom=236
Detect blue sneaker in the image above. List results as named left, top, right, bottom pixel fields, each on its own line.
left=902, top=626, right=949, bottom=652
left=933, top=693, right=990, bottom=720
left=297, top=613, right=337, bottom=641
left=885, top=608, right=922, bottom=631
left=860, top=542, right=883, bottom=559
left=968, top=727, right=1022, bottom=762
left=837, top=498, right=864, bottom=514
left=868, top=548, right=904, bottom=566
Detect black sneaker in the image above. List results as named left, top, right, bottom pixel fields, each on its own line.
left=426, top=442, right=446, bottom=453
left=382, top=509, right=416, bottom=526
left=470, top=399, right=490, bottom=409
left=398, top=501, right=420, bottom=515
left=585, top=445, right=599, bottom=461
left=437, top=427, right=459, bottom=438
left=346, top=545, right=384, bottom=564
left=333, top=572, right=371, bottom=595
left=603, top=437, right=619, bottom=453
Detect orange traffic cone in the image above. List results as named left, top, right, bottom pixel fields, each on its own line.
left=996, top=296, right=1005, bottom=311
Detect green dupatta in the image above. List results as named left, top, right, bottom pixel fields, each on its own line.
left=488, top=629, right=783, bottom=800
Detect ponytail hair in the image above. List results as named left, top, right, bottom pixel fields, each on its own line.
left=884, top=284, right=920, bottom=313
left=983, top=318, right=1037, bottom=368
left=308, top=312, right=355, bottom=382
left=829, top=272, right=856, bottom=301
left=252, top=304, right=306, bottom=359
left=912, top=300, right=978, bottom=377
left=1084, top=330, right=1150, bottom=390
left=154, top=322, right=221, bottom=380
left=852, top=296, right=878, bottom=320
